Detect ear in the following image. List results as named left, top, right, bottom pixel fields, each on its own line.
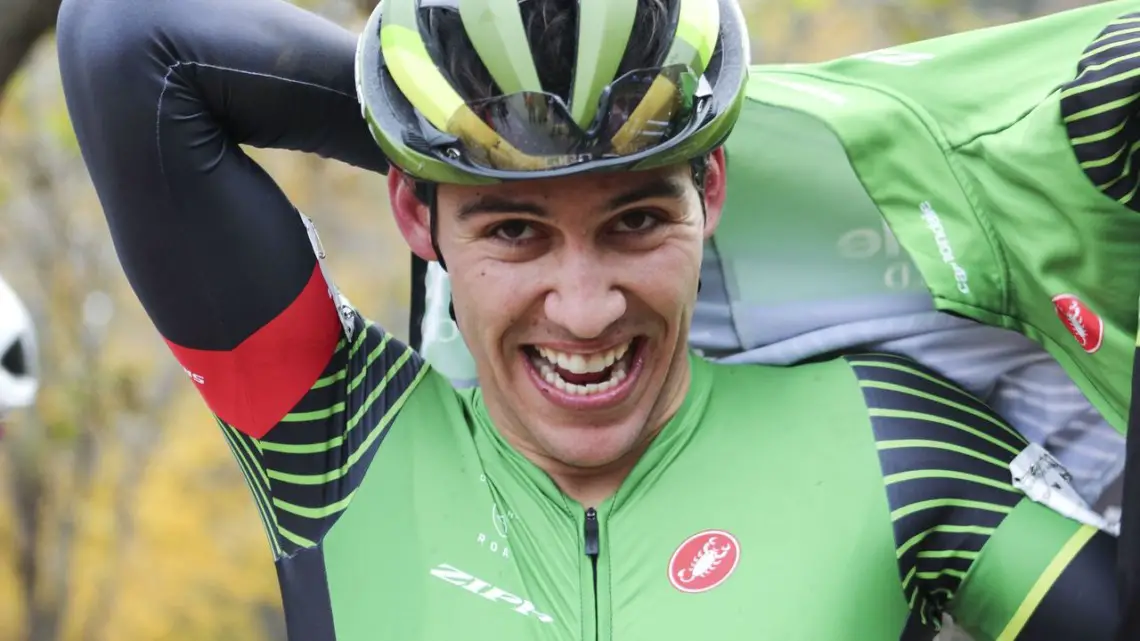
left=389, top=168, right=437, bottom=261
left=701, top=147, right=727, bottom=239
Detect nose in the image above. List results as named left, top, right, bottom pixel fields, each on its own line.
left=543, top=253, right=627, bottom=340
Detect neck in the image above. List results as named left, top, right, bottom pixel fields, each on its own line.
left=544, top=440, right=654, bottom=508
left=490, top=349, right=692, bottom=508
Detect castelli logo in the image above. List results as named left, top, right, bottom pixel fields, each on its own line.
left=1052, top=294, right=1103, bottom=354
left=667, top=530, right=740, bottom=593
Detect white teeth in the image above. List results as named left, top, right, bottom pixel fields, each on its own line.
left=536, top=342, right=631, bottom=375
left=538, top=358, right=629, bottom=395
left=531, top=341, right=634, bottom=396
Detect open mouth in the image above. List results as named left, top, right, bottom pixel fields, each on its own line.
left=523, top=337, right=645, bottom=403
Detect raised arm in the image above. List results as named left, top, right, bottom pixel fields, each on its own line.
left=56, top=3, right=434, bottom=619
left=57, top=0, right=389, bottom=437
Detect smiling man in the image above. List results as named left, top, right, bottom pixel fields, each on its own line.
left=58, top=0, right=1119, bottom=639
left=411, top=167, right=712, bottom=504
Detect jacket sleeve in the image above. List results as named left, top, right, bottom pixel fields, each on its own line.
left=57, top=0, right=390, bottom=437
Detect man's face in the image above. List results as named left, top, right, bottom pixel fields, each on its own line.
left=392, top=152, right=725, bottom=475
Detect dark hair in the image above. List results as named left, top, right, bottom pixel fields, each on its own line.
left=422, top=0, right=673, bottom=103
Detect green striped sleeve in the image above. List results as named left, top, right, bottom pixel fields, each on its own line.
left=215, top=314, right=428, bottom=558
left=846, top=353, right=1031, bottom=638
left=1062, top=8, right=1140, bottom=209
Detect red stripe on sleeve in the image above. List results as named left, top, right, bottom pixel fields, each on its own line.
left=165, top=266, right=343, bottom=438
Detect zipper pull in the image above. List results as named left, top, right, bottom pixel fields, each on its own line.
left=584, top=508, right=599, bottom=557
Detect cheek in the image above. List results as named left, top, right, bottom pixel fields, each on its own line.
left=625, top=244, right=702, bottom=310
left=454, top=262, right=544, bottom=335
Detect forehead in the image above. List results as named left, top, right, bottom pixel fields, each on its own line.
left=437, top=164, right=696, bottom=218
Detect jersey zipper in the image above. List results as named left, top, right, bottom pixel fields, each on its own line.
left=584, top=507, right=600, bottom=641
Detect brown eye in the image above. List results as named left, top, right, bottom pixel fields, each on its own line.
left=492, top=220, right=536, bottom=242
left=613, top=210, right=659, bottom=233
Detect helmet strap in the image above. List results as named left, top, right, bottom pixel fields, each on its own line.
left=413, top=181, right=448, bottom=272
left=429, top=199, right=447, bottom=273
left=414, top=181, right=455, bottom=321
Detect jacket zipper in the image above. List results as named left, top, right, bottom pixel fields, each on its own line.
left=584, top=507, right=600, bottom=640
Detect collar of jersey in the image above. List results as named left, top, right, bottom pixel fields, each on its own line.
left=463, top=351, right=715, bottom=516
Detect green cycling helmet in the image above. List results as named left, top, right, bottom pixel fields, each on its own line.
left=355, top=0, right=750, bottom=185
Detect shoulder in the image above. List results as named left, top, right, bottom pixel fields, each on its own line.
left=705, top=351, right=1030, bottom=459
left=342, top=312, right=430, bottom=404
left=701, top=354, right=881, bottom=430
left=840, top=352, right=1029, bottom=466
left=702, top=353, right=862, bottom=393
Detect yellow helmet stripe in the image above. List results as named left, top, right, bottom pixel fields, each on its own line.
left=380, top=23, right=465, bottom=131
left=670, top=0, right=720, bottom=70
left=610, top=0, right=720, bottom=154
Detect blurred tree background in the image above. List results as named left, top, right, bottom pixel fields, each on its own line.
left=0, top=0, right=1106, bottom=639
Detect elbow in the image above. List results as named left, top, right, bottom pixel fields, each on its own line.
left=57, top=0, right=169, bottom=95
left=57, top=0, right=181, bottom=159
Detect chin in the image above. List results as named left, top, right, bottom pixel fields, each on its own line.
left=534, top=419, right=649, bottom=470
left=490, top=329, right=682, bottom=468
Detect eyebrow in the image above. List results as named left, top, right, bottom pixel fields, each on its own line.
left=455, top=176, right=689, bottom=220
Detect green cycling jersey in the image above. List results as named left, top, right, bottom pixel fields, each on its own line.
left=219, top=315, right=1112, bottom=641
